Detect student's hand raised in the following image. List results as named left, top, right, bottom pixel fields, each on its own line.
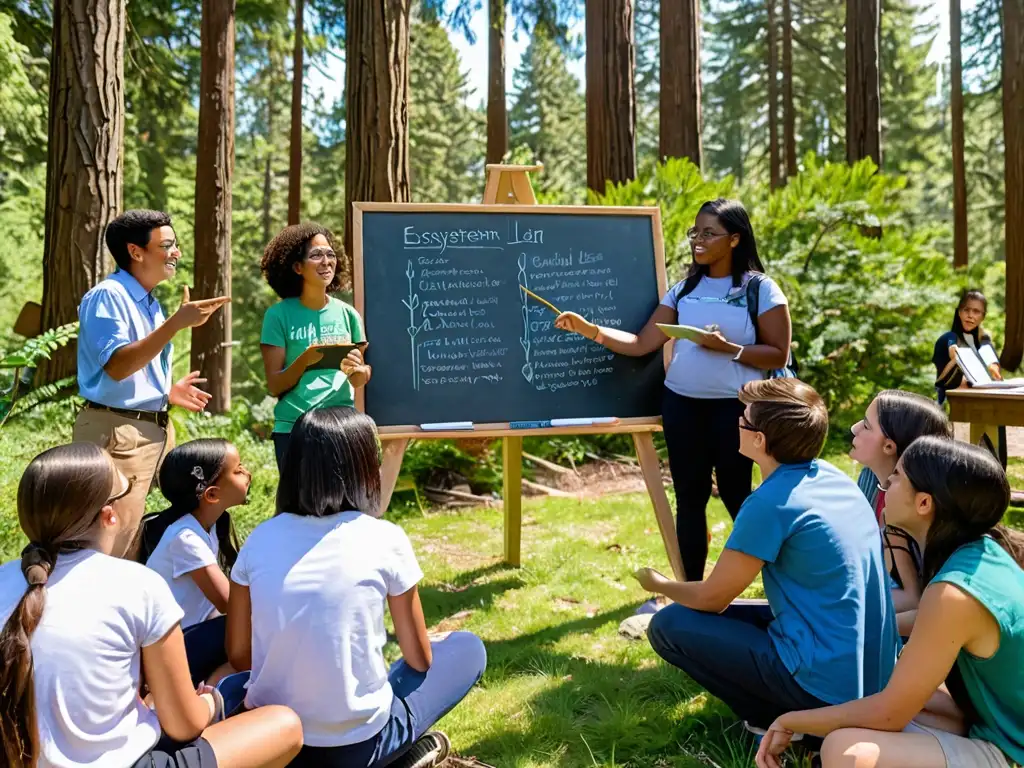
left=172, top=285, right=231, bottom=331
left=754, top=719, right=795, bottom=768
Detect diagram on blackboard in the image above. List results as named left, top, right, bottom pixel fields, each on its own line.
left=518, top=253, right=534, bottom=384
left=403, top=261, right=428, bottom=391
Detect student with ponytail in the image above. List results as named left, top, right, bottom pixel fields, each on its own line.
left=757, top=437, right=1024, bottom=768
left=0, top=443, right=302, bottom=768
left=141, top=439, right=251, bottom=686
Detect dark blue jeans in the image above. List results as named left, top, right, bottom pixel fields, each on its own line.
left=182, top=616, right=227, bottom=688
left=221, top=631, right=486, bottom=768
left=647, top=601, right=828, bottom=733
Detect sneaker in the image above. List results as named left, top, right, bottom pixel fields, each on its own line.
left=618, top=612, right=654, bottom=640
left=391, top=731, right=452, bottom=768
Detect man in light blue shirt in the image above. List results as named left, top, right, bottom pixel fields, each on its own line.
left=74, top=209, right=229, bottom=556
left=636, top=378, right=899, bottom=744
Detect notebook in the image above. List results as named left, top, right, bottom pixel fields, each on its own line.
left=954, top=347, right=1024, bottom=389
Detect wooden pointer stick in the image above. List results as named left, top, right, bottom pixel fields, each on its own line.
left=519, top=285, right=561, bottom=315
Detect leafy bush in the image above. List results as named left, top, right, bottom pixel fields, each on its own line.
left=0, top=323, right=79, bottom=426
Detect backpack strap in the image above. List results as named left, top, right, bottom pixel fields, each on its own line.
left=745, top=273, right=764, bottom=342
left=675, top=271, right=703, bottom=300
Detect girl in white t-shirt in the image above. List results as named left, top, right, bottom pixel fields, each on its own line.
left=0, top=442, right=302, bottom=768
left=140, top=439, right=251, bottom=688
left=224, top=407, right=487, bottom=768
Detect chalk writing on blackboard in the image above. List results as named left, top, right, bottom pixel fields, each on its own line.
left=518, top=252, right=534, bottom=384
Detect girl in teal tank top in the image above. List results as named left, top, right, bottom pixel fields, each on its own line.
left=753, top=436, right=1024, bottom=768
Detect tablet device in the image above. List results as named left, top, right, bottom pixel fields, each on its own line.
left=308, top=341, right=369, bottom=372
left=656, top=323, right=712, bottom=343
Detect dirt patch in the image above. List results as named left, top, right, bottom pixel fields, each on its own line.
left=523, top=457, right=666, bottom=498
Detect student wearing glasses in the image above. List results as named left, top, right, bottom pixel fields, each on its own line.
left=76, top=210, right=230, bottom=558
left=260, top=224, right=371, bottom=470
left=555, top=199, right=792, bottom=584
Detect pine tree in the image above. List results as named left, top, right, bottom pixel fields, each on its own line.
left=509, top=27, right=586, bottom=200
left=409, top=17, right=484, bottom=203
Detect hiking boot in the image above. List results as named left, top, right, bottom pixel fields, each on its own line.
left=391, top=731, right=452, bottom=768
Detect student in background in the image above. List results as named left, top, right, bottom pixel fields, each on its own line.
left=850, top=390, right=952, bottom=636
left=0, top=443, right=301, bottom=768
left=225, top=407, right=486, bottom=768
left=260, top=223, right=371, bottom=471
left=140, top=439, right=251, bottom=687
left=757, top=437, right=1024, bottom=768
left=555, top=198, right=792, bottom=586
left=637, top=379, right=899, bottom=742
left=75, top=209, right=230, bottom=556
left=934, top=289, right=1002, bottom=404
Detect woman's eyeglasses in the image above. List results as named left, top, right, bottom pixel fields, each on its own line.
left=107, top=475, right=135, bottom=505
left=306, top=248, right=337, bottom=263
left=687, top=227, right=730, bottom=242
left=739, top=415, right=761, bottom=433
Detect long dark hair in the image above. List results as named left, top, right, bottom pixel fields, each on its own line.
left=277, top=407, right=382, bottom=518
left=874, top=390, right=952, bottom=458
left=951, top=289, right=989, bottom=347
left=686, top=198, right=766, bottom=287
left=0, top=444, right=120, bottom=766
left=900, top=436, right=1024, bottom=584
left=138, top=439, right=240, bottom=571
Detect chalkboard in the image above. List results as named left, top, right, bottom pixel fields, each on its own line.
left=353, top=203, right=667, bottom=430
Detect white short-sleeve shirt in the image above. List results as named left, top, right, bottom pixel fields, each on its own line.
left=145, top=514, right=220, bottom=628
left=661, top=272, right=788, bottom=398
left=231, top=511, right=424, bottom=747
left=0, top=549, right=184, bottom=768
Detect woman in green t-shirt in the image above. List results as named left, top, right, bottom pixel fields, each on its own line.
left=260, top=223, right=371, bottom=470
left=756, top=436, right=1024, bottom=768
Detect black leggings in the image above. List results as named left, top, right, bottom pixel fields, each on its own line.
left=662, top=389, right=753, bottom=582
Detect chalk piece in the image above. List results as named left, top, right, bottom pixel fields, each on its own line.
left=419, top=421, right=474, bottom=431
left=550, top=417, right=619, bottom=427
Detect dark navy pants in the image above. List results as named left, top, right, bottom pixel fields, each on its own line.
left=219, top=631, right=486, bottom=768
left=647, top=601, right=828, bottom=733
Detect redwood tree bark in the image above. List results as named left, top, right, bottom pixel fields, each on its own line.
left=845, top=0, right=882, bottom=167
left=659, top=0, right=702, bottom=166
left=38, top=0, right=125, bottom=384
left=782, top=0, right=797, bottom=179
left=951, top=0, right=968, bottom=269
left=486, top=0, right=508, bottom=165
left=585, top=0, right=636, bottom=193
left=767, top=0, right=781, bottom=189
left=191, top=0, right=235, bottom=412
left=344, top=0, right=411, bottom=262
left=1003, top=0, right=1024, bottom=369
left=288, top=0, right=304, bottom=225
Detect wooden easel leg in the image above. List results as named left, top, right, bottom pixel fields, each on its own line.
left=633, top=432, right=685, bottom=582
left=379, top=438, right=410, bottom=517
left=503, top=435, right=523, bottom=566
left=970, top=422, right=1003, bottom=466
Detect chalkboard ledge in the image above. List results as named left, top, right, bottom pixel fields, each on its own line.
left=376, top=417, right=663, bottom=440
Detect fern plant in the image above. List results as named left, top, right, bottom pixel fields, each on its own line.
left=0, top=322, right=79, bottom=427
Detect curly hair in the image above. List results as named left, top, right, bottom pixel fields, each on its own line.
left=261, top=222, right=346, bottom=298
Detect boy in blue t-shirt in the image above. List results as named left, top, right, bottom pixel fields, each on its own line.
left=637, top=378, right=899, bottom=735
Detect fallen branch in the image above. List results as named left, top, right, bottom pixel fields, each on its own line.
left=423, top=486, right=497, bottom=506
left=522, top=451, right=576, bottom=475
left=522, top=478, right=577, bottom=498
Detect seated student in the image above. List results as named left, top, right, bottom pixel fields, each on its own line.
left=637, top=378, right=899, bottom=738
left=756, top=437, right=1024, bottom=768
left=141, top=439, right=251, bottom=687
left=850, top=390, right=952, bottom=636
left=0, top=443, right=301, bottom=768
left=225, top=407, right=487, bottom=768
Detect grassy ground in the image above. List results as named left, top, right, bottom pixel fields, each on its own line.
left=2, top=412, right=1023, bottom=767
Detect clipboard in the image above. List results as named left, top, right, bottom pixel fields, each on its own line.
left=308, top=341, right=369, bottom=372
left=656, top=323, right=712, bottom=344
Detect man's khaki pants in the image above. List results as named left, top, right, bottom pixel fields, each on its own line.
left=73, top=407, right=176, bottom=558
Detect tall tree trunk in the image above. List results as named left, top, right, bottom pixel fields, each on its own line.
left=1003, top=0, right=1024, bottom=370
left=191, top=0, right=235, bottom=412
left=767, top=0, right=781, bottom=189
left=344, top=0, right=411, bottom=263
left=486, top=0, right=508, bottom=164
left=659, top=0, right=702, bottom=166
left=37, top=0, right=125, bottom=384
left=950, top=0, right=968, bottom=269
left=263, top=100, right=274, bottom=245
left=845, top=0, right=882, bottom=167
left=585, top=0, right=637, bottom=193
left=288, top=0, right=304, bottom=225
left=782, top=0, right=797, bottom=179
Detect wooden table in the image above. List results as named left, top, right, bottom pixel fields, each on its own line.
left=945, top=389, right=1024, bottom=466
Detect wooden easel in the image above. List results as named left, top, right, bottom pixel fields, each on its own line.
left=364, top=166, right=685, bottom=580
